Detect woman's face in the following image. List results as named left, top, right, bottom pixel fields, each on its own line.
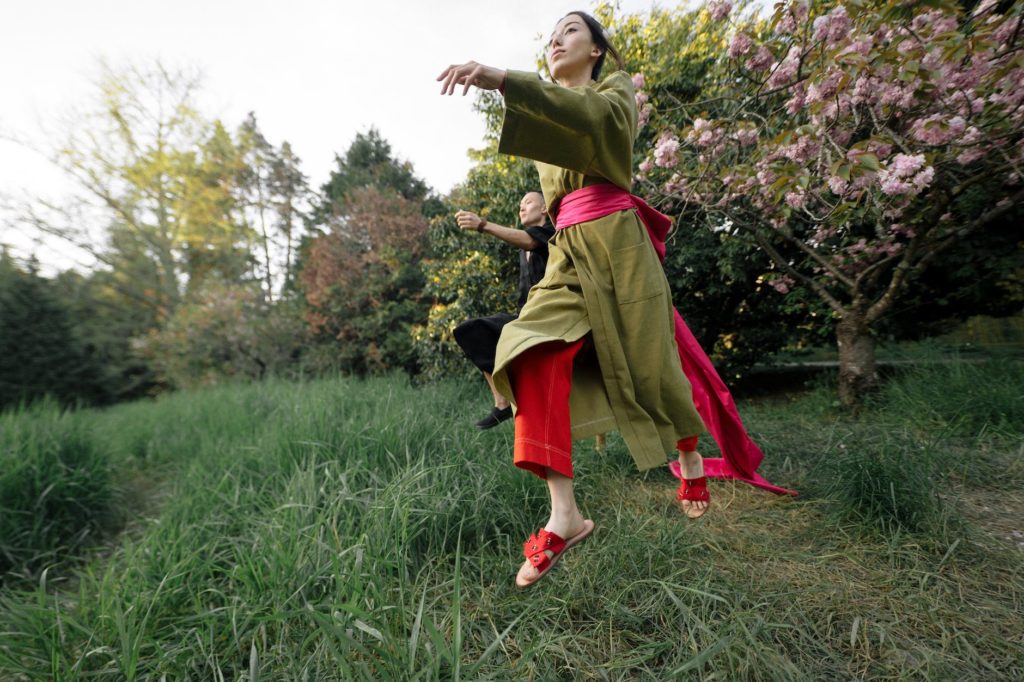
left=547, top=14, right=601, bottom=82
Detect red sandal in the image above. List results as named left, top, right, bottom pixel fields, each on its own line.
left=515, top=520, right=595, bottom=589
left=676, top=476, right=710, bottom=519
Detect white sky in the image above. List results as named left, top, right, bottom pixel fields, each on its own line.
left=0, top=0, right=673, bottom=272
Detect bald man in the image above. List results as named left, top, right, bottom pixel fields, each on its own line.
left=454, top=191, right=556, bottom=429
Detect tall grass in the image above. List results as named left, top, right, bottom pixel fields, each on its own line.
left=0, top=363, right=1021, bottom=679
left=0, top=400, right=123, bottom=580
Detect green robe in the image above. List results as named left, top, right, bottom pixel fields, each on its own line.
left=491, top=69, right=705, bottom=473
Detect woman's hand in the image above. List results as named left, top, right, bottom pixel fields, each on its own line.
left=437, top=62, right=506, bottom=96
left=455, top=210, right=485, bottom=232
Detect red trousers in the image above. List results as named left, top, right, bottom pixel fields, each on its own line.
left=508, top=340, right=699, bottom=479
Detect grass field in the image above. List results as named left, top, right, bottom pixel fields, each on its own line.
left=1, top=361, right=1022, bottom=680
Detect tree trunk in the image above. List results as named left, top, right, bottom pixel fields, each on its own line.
left=836, top=313, right=877, bottom=410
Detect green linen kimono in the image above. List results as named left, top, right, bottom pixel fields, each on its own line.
left=491, top=69, right=705, bottom=473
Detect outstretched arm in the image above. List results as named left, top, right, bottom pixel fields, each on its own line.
left=499, top=70, right=636, bottom=188
left=455, top=210, right=541, bottom=250
left=437, top=62, right=506, bottom=96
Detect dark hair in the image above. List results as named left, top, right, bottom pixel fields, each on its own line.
left=564, top=11, right=625, bottom=81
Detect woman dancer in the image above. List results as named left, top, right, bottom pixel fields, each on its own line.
left=439, top=11, right=708, bottom=588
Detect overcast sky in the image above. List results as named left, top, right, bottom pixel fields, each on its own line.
left=1, top=0, right=676, bottom=271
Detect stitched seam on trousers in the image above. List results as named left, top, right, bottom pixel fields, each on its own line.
left=515, top=437, right=572, bottom=460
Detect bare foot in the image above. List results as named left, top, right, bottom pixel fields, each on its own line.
left=678, top=450, right=709, bottom=518
left=515, top=510, right=587, bottom=586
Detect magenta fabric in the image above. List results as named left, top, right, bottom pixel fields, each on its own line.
left=555, top=184, right=797, bottom=496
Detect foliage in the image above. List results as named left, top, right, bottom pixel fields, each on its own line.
left=140, top=281, right=309, bottom=390
left=10, top=64, right=319, bottom=400
left=637, top=0, right=1024, bottom=404
left=300, top=186, right=431, bottom=375
left=235, top=113, right=312, bottom=298
left=0, top=252, right=104, bottom=410
left=21, top=62, right=251, bottom=319
left=313, top=128, right=441, bottom=222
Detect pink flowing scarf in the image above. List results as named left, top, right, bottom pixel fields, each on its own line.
left=554, top=183, right=796, bottom=496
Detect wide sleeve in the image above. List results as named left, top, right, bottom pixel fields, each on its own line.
left=498, top=70, right=637, bottom=190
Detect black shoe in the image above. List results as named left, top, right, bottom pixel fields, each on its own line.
left=475, top=406, right=513, bottom=430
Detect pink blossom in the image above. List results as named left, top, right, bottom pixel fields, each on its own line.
left=654, top=132, right=680, bottom=168
left=830, top=128, right=853, bottom=147
left=896, top=39, right=917, bottom=56
left=912, top=166, right=935, bottom=191
left=687, top=118, right=722, bottom=147
left=756, top=168, right=777, bottom=187
left=806, top=69, right=844, bottom=104
left=732, top=126, right=759, bottom=145
left=852, top=174, right=875, bottom=191
left=828, top=175, right=849, bottom=195
left=878, top=154, right=934, bottom=197
left=663, top=173, right=691, bottom=197
left=770, top=275, right=794, bottom=294
left=638, top=159, right=654, bottom=174
left=767, top=47, right=801, bottom=89
left=892, top=154, right=925, bottom=176
left=708, top=0, right=731, bottom=22
left=812, top=6, right=852, bottom=46
left=746, top=46, right=774, bottom=72
left=785, top=89, right=805, bottom=115
left=922, top=48, right=944, bottom=72
left=728, top=32, right=753, bottom=58
left=947, top=116, right=967, bottom=137
left=782, top=135, right=820, bottom=164
left=840, top=37, right=873, bottom=58
left=864, top=141, right=894, bottom=160
left=631, top=73, right=646, bottom=89
left=994, top=17, right=1021, bottom=45
left=932, top=14, right=959, bottom=35
left=911, top=114, right=966, bottom=146
left=635, top=90, right=652, bottom=127
left=851, top=75, right=877, bottom=105
left=879, top=176, right=911, bottom=196
left=785, top=189, right=807, bottom=209
left=956, top=147, right=986, bottom=165
left=888, top=223, right=905, bottom=236
left=847, top=238, right=869, bottom=255
left=638, top=103, right=652, bottom=127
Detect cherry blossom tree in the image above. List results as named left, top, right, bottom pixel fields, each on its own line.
left=638, top=0, right=1024, bottom=406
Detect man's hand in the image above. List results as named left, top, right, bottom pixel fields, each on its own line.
left=456, top=210, right=486, bottom=232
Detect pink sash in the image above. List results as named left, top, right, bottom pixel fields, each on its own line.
left=555, top=183, right=796, bottom=496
